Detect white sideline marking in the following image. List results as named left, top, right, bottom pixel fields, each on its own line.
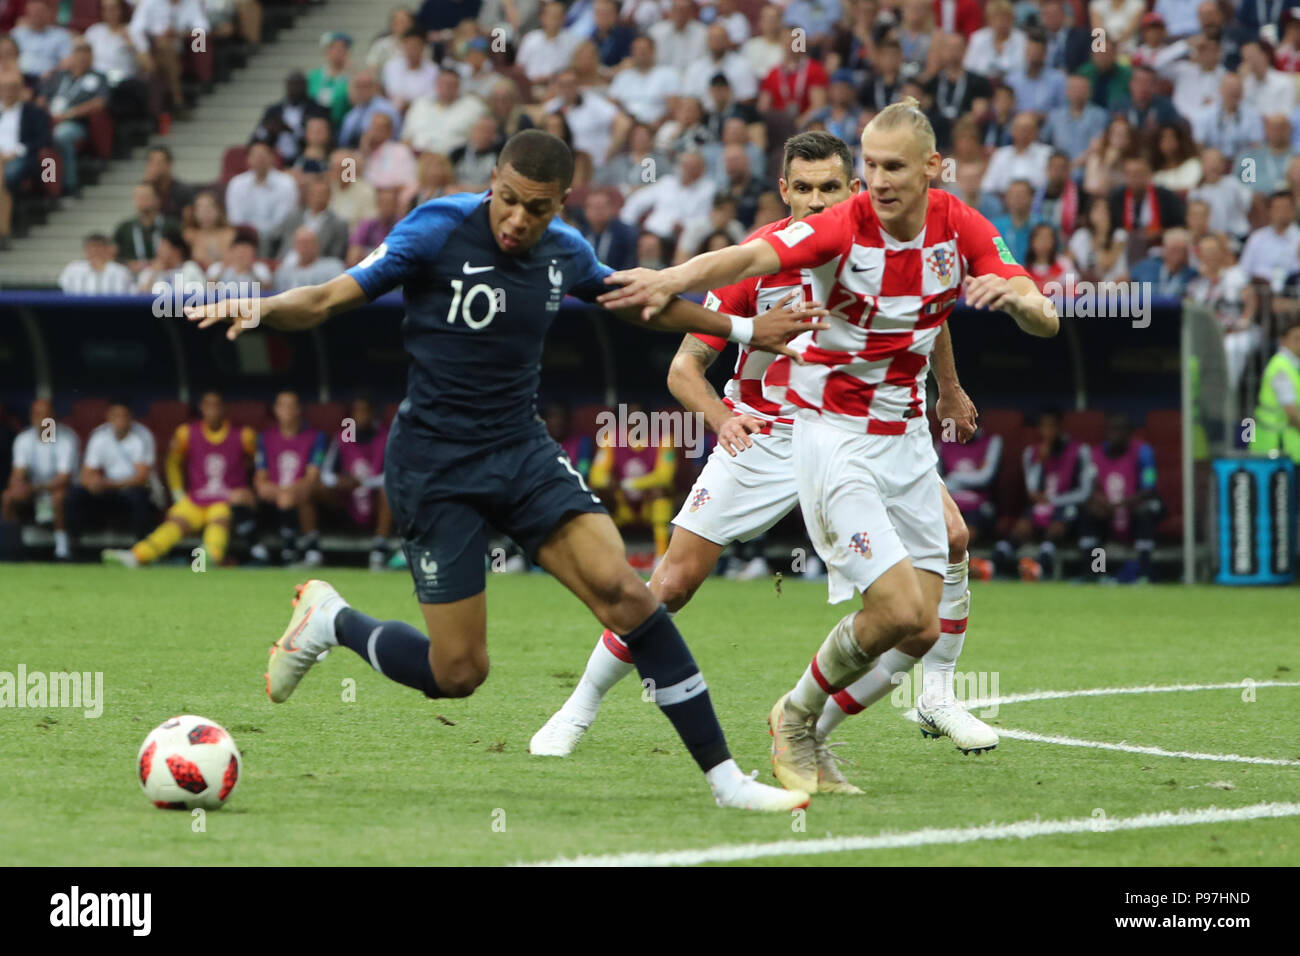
left=962, top=680, right=1300, bottom=712
left=994, top=727, right=1300, bottom=766
left=522, top=801, right=1300, bottom=867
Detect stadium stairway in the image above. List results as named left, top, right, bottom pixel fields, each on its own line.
left=0, top=0, right=382, bottom=289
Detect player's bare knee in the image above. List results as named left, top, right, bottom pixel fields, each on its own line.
left=653, top=562, right=702, bottom=613
left=437, top=660, right=488, bottom=698
left=595, top=569, right=657, bottom=633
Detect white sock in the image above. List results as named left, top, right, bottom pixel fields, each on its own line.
left=790, top=612, right=875, bottom=715
left=816, top=647, right=919, bottom=739
left=54, top=530, right=70, bottom=558
left=705, top=757, right=745, bottom=793
left=564, top=630, right=636, bottom=723
left=925, top=557, right=970, bottom=705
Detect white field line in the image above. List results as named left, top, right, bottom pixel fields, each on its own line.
left=521, top=801, right=1300, bottom=867
left=961, top=679, right=1300, bottom=712
left=994, top=727, right=1300, bottom=766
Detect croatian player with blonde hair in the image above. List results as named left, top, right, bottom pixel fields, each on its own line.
left=600, top=99, right=1058, bottom=793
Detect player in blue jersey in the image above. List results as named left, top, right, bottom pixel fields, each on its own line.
left=187, top=130, right=822, bottom=811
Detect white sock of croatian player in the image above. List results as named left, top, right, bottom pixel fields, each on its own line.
left=816, top=646, right=919, bottom=740
left=789, top=612, right=876, bottom=716
left=565, top=630, right=637, bottom=723
left=921, top=557, right=970, bottom=705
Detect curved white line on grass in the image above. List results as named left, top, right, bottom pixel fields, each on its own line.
left=994, top=727, right=1300, bottom=766
left=521, top=801, right=1300, bottom=867
left=961, top=679, right=1300, bottom=712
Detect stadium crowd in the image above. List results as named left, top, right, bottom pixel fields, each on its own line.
left=4, top=0, right=1300, bottom=577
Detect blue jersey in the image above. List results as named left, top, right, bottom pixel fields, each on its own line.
left=345, top=191, right=614, bottom=449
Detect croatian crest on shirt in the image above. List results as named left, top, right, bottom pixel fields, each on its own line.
left=925, top=247, right=955, bottom=286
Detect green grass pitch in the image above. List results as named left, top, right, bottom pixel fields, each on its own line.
left=1, top=564, right=1297, bottom=866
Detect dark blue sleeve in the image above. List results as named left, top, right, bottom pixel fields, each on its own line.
left=308, top=430, right=327, bottom=468
left=563, top=230, right=616, bottom=304
left=254, top=433, right=267, bottom=473
left=344, top=194, right=479, bottom=300
left=1137, top=443, right=1157, bottom=491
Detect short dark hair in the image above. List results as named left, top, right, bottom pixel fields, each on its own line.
left=782, top=130, right=854, bottom=181
left=160, top=228, right=190, bottom=259
left=147, top=144, right=172, bottom=163
left=84, top=232, right=109, bottom=244
left=497, top=129, right=575, bottom=187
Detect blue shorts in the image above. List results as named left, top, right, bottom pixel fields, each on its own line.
left=384, top=416, right=606, bottom=604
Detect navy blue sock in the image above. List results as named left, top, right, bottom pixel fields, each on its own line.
left=334, top=607, right=443, bottom=698
left=622, top=605, right=731, bottom=772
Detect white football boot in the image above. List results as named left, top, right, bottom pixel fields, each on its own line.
left=711, top=765, right=811, bottom=812
left=916, top=696, right=999, bottom=754
left=101, top=548, right=139, bottom=568
left=529, top=710, right=591, bottom=756
left=265, top=579, right=348, bottom=703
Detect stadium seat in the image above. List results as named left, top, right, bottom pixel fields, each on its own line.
left=305, top=401, right=346, bottom=434
left=225, top=399, right=270, bottom=429
left=1064, top=409, right=1105, bottom=444
left=69, top=0, right=103, bottom=32
left=85, top=110, right=114, bottom=160
left=1144, top=409, right=1181, bottom=442
left=977, top=407, right=1024, bottom=441
left=382, top=402, right=400, bottom=426
left=220, top=146, right=249, bottom=186
left=69, top=397, right=110, bottom=439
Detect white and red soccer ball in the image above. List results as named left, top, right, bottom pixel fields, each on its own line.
left=137, top=715, right=242, bottom=810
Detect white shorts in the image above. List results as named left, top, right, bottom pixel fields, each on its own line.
left=672, top=426, right=799, bottom=546
left=794, top=415, right=948, bottom=603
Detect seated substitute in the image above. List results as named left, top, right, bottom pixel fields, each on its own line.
left=67, top=399, right=157, bottom=548
left=936, top=423, right=1001, bottom=545
left=1, top=397, right=80, bottom=560
left=1081, top=412, right=1162, bottom=582
left=589, top=404, right=678, bottom=560
left=318, top=395, right=394, bottom=571
left=252, top=390, right=327, bottom=567
left=102, top=391, right=257, bottom=567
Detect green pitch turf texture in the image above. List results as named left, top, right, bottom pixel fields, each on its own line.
left=2, top=564, right=1297, bottom=866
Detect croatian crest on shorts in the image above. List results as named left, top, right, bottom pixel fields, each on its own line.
left=849, top=532, right=872, bottom=558
left=689, top=487, right=711, bottom=512
left=925, top=248, right=954, bottom=286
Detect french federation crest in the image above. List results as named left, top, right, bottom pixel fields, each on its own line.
left=689, top=487, right=711, bottom=512
left=849, top=531, right=872, bottom=558
left=925, top=248, right=954, bottom=286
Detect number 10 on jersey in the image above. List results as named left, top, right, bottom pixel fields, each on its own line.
left=447, top=279, right=506, bottom=330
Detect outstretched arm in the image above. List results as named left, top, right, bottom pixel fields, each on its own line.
left=964, top=274, right=1059, bottom=337
left=186, top=274, right=368, bottom=340
left=597, top=238, right=783, bottom=318
left=607, top=292, right=826, bottom=363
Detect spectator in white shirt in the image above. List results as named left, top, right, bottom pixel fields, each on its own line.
left=1189, top=147, right=1253, bottom=239
left=85, top=0, right=150, bottom=86
left=225, top=140, right=300, bottom=236
left=1192, top=73, right=1264, bottom=159
left=276, top=226, right=345, bottom=290
left=1187, top=233, right=1259, bottom=388
left=607, top=35, right=680, bottom=126
left=1089, top=0, right=1146, bottom=51
left=207, top=233, right=273, bottom=292
left=1239, top=191, right=1300, bottom=286
left=1167, top=33, right=1226, bottom=122
left=137, top=228, right=206, bottom=294
left=10, top=0, right=71, bottom=81
left=403, top=69, right=486, bottom=155
left=543, top=69, right=621, bottom=164
left=360, top=111, right=417, bottom=192
left=1237, top=115, right=1295, bottom=198
left=128, top=0, right=210, bottom=111
left=742, top=5, right=787, bottom=81
left=649, top=0, right=710, bottom=79
left=3, top=397, right=80, bottom=559
left=327, top=148, right=378, bottom=227
left=1240, top=40, right=1295, bottom=118
left=60, top=233, right=135, bottom=294
left=683, top=23, right=758, bottom=103
left=963, top=0, right=1027, bottom=79
left=981, top=112, right=1052, bottom=197
left=68, top=401, right=157, bottom=544
left=1153, top=0, right=1201, bottom=38
left=516, top=1, right=582, bottom=83
left=381, top=30, right=438, bottom=113
left=619, top=150, right=717, bottom=241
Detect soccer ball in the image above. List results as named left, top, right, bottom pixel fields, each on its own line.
left=137, top=715, right=242, bottom=810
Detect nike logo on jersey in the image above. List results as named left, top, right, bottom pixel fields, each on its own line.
left=462, top=262, right=494, bottom=275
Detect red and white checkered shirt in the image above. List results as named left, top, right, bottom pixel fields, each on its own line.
left=759, top=189, right=1029, bottom=435
left=692, top=216, right=812, bottom=430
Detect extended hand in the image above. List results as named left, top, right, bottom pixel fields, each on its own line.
left=962, top=274, right=1020, bottom=313
left=750, top=292, right=828, bottom=362
left=717, top=413, right=766, bottom=457
left=185, top=298, right=264, bottom=341
left=935, top=385, right=978, bottom=443
left=598, top=267, right=682, bottom=319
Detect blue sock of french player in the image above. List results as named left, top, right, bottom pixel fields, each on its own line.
left=334, top=608, right=443, bottom=698
left=922, top=556, right=970, bottom=706
left=789, top=612, right=877, bottom=717
left=1038, top=540, right=1056, bottom=577
left=816, top=647, right=919, bottom=739
left=278, top=508, right=298, bottom=557
left=622, top=604, right=730, bottom=772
